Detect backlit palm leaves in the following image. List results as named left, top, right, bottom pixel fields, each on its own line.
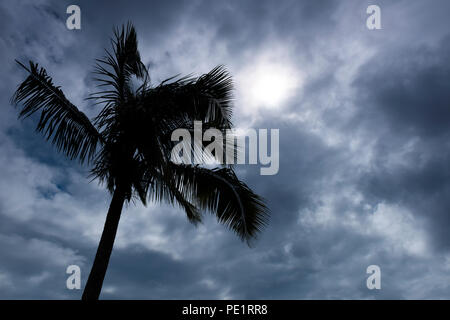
left=11, top=23, right=269, bottom=299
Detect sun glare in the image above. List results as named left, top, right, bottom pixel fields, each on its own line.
left=238, top=60, right=302, bottom=112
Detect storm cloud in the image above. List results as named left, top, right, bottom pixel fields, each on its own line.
left=0, top=0, right=450, bottom=299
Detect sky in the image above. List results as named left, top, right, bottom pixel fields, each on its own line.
left=0, top=0, right=450, bottom=299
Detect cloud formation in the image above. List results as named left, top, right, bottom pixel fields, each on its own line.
left=1, top=0, right=450, bottom=299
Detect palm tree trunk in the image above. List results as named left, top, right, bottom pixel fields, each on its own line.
left=82, top=186, right=126, bottom=300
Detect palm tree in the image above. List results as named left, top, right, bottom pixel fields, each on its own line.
left=11, top=23, right=269, bottom=300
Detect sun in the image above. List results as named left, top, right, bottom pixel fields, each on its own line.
left=237, top=59, right=302, bottom=112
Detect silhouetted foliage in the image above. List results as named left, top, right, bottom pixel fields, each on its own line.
left=11, top=23, right=269, bottom=300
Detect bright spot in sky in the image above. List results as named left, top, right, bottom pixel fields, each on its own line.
left=237, top=59, right=302, bottom=113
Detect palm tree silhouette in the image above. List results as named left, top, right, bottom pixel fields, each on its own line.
left=11, top=23, right=269, bottom=300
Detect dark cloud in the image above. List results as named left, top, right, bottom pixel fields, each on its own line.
left=1, top=0, right=450, bottom=300
left=353, top=38, right=450, bottom=137
left=352, top=37, right=450, bottom=251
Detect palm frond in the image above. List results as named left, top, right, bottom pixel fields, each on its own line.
left=90, top=23, right=148, bottom=123
left=142, top=65, right=234, bottom=131
left=167, top=164, right=269, bottom=244
left=88, top=23, right=149, bottom=142
left=11, top=60, right=102, bottom=163
left=152, top=168, right=202, bottom=224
